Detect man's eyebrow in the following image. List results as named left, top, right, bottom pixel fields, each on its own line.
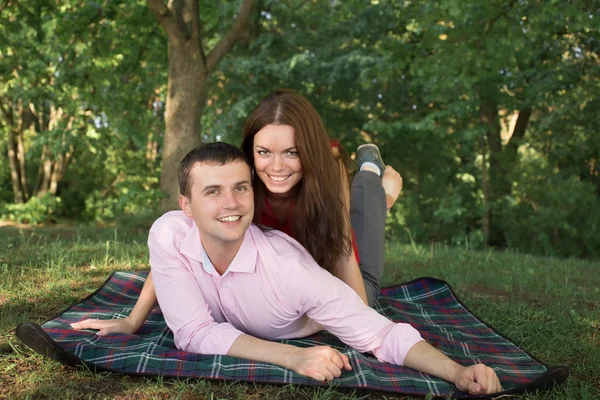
left=202, top=180, right=251, bottom=192
left=201, top=184, right=222, bottom=192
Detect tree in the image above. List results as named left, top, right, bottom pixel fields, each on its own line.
left=146, top=0, right=254, bottom=211
left=0, top=0, right=166, bottom=211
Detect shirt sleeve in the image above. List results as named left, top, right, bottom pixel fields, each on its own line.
left=283, top=252, right=424, bottom=366
left=149, top=231, right=244, bottom=355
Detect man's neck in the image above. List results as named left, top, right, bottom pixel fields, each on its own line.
left=201, top=237, right=244, bottom=276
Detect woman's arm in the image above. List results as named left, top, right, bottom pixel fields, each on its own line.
left=331, top=155, right=368, bottom=305
left=70, top=271, right=157, bottom=335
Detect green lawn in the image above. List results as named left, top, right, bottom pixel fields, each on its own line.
left=1, top=224, right=599, bottom=399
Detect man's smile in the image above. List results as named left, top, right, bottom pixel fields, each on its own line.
left=217, top=215, right=242, bottom=222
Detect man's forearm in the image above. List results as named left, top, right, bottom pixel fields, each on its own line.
left=227, top=334, right=352, bottom=382
left=227, top=334, right=296, bottom=369
left=403, top=341, right=463, bottom=383
left=403, top=341, right=502, bottom=395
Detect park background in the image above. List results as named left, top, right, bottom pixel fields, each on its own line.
left=1, top=0, right=600, bottom=399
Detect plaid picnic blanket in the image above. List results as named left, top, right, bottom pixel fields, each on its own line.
left=17, top=271, right=568, bottom=398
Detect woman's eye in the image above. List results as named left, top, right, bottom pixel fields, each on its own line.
left=257, top=150, right=269, bottom=156
left=286, top=151, right=298, bottom=157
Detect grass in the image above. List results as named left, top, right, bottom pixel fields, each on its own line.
left=1, top=223, right=599, bottom=399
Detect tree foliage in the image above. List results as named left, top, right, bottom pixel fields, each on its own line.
left=1, top=0, right=598, bottom=258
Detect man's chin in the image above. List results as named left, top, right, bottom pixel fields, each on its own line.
left=218, top=220, right=251, bottom=238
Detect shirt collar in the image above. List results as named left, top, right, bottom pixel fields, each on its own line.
left=180, top=221, right=203, bottom=262
left=180, top=221, right=257, bottom=275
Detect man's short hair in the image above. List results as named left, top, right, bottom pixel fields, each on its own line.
left=178, top=142, right=252, bottom=199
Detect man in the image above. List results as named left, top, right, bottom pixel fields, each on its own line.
left=148, top=142, right=501, bottom=394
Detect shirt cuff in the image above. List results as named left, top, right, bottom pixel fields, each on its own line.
left=372, top=323, right=424, bottom=366
left=179, top=323, right=245, bottom=356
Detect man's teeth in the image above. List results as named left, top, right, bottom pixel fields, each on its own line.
left=270, top=175, right=289, bottom=182
left=218, top=216, right=241, bottom=222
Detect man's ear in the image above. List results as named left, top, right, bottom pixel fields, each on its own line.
left=179, top=194, right=192, bottom=217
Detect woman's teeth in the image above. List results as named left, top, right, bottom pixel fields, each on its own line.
left=269, top=175, right=289, bottom=182
left=218, top=216, right=241, bottom=222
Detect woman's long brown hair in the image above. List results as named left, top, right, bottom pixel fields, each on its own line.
left=241, top=89, right=352, bottom=272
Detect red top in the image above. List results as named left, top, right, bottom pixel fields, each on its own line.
left=258, top=200, right=360, bottom=264
left=258, top=138, right=360, bottom=264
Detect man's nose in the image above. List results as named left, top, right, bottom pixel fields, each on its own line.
left=222, top=190, right=239, bottom=209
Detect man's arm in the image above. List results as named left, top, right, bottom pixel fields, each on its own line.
left=403, top=341, right=502, bottom=395
left=288, top=256, right=502, bottom=394
left=228, top=334, right=352, bottom=382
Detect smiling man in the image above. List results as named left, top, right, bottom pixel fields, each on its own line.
left=149, top=142, right=502, bottom=395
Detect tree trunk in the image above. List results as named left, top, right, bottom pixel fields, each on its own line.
left=13, top=100, right=29, bottom=201
left=480, top=133, right=490, bottom=246
left=48, top=145, right=74, bottom=196
left=147, top=0, right=255, bottom=212
left=159, top=43, right=208, bottom=210
left=35, top=144, right=54, bottom=197
left=480, top=97, right=506, bottom=247
left=16, top=124, right=28, bottom=200
left=504, top=108, right=531, bottom=163
left=8, top=127, right=26, bottom=204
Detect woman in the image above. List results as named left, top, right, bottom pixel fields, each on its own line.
left=71, top=89, right=403, bottom=335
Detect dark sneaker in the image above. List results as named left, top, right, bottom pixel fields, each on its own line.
left=356, top=144, right=385, bottom=174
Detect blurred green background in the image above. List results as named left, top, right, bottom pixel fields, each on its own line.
left=1, top=0, right=599, bottom=259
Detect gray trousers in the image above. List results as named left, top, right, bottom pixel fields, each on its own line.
left=350, top=171, right=386, bottom=306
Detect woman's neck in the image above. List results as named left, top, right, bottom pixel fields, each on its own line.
left=265, top=185, right=299, bottom=203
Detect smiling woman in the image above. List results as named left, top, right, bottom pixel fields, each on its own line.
left=252, top=124, right=304, bottom=196
left=239, top=89, right=404, bottom=307
left=241, top=90, right=351, bottom=276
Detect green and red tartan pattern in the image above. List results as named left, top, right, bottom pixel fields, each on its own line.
left=40, top=271, right=548, bottom=397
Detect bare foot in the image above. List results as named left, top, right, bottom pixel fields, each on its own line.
left=382, top=166, right=402, bottom=210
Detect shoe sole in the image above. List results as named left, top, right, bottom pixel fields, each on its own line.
left=356, top=144, right=385, bottom=169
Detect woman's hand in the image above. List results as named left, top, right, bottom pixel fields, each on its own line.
left=70, top=316, right=138, bottom=336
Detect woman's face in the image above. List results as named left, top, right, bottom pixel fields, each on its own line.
left=253, top=124, right=303, bottom=196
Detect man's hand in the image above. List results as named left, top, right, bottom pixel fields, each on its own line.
left=70, top=317, right=137, bottom=336
left=287, top=345, right=352, bottom=382
left=453, top=364, right=502, bottom=395
left=382, top=166, right=403, bottom=210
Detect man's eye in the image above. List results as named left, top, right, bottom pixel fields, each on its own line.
left=236, top=186, right=248, bottom=192
left=207, top=190, right=219, bottom=195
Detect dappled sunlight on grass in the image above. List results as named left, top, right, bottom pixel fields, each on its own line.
left=2, top=226, right=599, bottom=399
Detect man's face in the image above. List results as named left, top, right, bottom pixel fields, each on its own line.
left=180, top=161, right=254, bottom=251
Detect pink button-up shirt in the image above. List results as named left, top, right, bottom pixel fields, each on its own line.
left=150, top=211, right=423, bottom=366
